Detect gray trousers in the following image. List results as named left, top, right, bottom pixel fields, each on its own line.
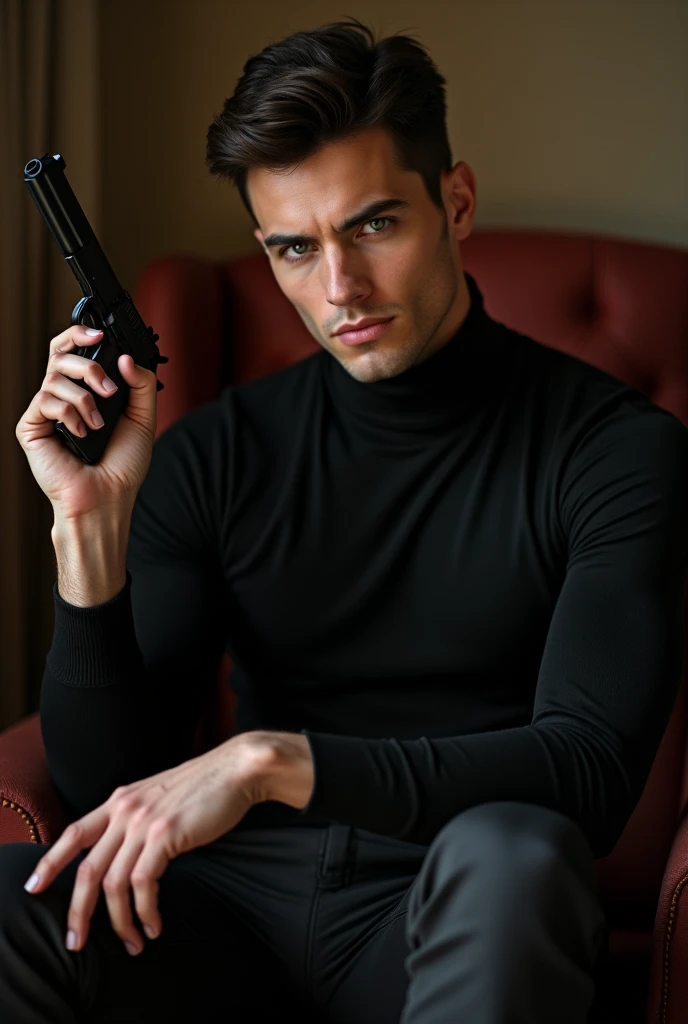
left=0, top=801, right=609, bottom=1022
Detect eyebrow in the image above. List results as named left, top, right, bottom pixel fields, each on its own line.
left=262, top=197, right=411, bottom=249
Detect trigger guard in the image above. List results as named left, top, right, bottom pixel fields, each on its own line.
left=71, top=296, right=101, bottom=330
left=69, top=299, right=166, bottom=390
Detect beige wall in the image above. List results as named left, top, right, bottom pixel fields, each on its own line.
left=100, top=0, right=687, bottom=293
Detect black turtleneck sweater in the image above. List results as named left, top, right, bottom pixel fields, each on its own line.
left=41, top=276, right=688, bottom=858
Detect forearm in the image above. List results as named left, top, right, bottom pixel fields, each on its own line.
left=51, top=507, right=132, bottom=606
left=44, top=508, right=168, bottom=815
left=285, top=725, right=634, bottom=857
left=40, top=568, right=158, bottom=818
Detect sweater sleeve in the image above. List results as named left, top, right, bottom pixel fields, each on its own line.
left=40, top=409, right=228, bottom=820
left=298, top=408, right=688, bottom=858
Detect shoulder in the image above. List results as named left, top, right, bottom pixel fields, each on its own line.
left=224, top=349, right=324, bottom=423
left=148, top=349, right=320, bottom=458
left=510, top=325, right=647, bottom=413
left=500, top=323, right=688, bottom=464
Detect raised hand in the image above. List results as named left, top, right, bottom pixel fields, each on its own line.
left=16, top=323, right=158, bottom=523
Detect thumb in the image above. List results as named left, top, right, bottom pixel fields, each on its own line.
left=117, top=353, right=158, bottom=432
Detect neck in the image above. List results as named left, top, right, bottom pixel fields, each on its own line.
left=322, top=273, right=505, bottom=442
left=416, top=271, right=472, bottom=368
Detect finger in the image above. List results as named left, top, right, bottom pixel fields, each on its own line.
left=24, top=813, right=107, bottom=895
left=28, top=390, right=94, bottom=439
left=129, top=825, right=173, bottom=943
left=116, top=354, right=158, bottom=435
left=41, top=370, right=112, bottom=432
left=49, top=324, right=104, bottom=360
left=48, top=352, right=119, bottom=399
left=65, top=823, right=131, bottom=953
left=101, top=834, right=149, bottom=956
left=39, top=372, right=107, bottom=432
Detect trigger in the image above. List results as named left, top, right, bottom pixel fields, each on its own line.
left=71, top=295, right=96, bottom=328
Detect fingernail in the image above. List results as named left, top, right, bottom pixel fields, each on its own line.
left=125, top=941, right=141, bottom=956
left=102, top=376, right=117, bottom=392
left=143, top=925, right=157, bottom=940
left=85, top=328, right=102, bottom=336
left=24, top=872, right=40, bottom=892
left=92, top=411, right=104, bottom=428
left=65, top=929, right=78, bottom=950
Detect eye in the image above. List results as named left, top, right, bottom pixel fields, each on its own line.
left=278, top=216, right=395, bottom=263
left=360, top=217, right=392, bottom=234
left=288, top=242, right=311, bottom=257
left=280, top=240, right=314, bottom=262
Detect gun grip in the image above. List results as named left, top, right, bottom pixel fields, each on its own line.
left=55, top=368, right=129, bottom=465
left=55, top=299, right=131, bottom=464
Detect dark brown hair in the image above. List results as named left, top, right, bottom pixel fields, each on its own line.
left=205, top=18, right=453, bottom=224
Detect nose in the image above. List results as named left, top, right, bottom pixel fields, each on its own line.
left=321, top=248, right=372, bottom=308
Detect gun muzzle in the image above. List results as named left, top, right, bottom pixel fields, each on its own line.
left=24, top=154, right=94, bottom=257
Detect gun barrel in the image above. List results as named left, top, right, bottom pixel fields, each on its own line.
left=23, top=150, right=167, bottom=389
left=24, top=154, right=94, bottom=256
left=24, top=153, right=123, bottom=309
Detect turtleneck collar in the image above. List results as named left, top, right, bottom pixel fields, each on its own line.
left=322, top=273, right=505, bottom=441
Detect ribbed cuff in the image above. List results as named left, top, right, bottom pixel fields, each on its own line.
left=297, top=729, right=410, bottom=836
left=46, top=570, right=145, bottom=687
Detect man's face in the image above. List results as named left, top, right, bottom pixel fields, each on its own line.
left=248, top=126, right=476, bottom=383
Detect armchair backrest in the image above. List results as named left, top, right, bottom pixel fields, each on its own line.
left=134, top=229, right=688, bottom=930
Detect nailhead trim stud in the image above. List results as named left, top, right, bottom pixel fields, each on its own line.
left=1, top=799, right=39, bottom=843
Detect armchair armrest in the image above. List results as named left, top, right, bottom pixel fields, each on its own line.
left=0, top=713, right=68, bottom=845
left=647, top=807, right=688, bottom=1023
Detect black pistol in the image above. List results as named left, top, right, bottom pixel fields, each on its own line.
left=23, top=153, right=168, bottom=465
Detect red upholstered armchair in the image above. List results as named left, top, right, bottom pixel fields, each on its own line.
left=1, top=230, right=687, bottom=1024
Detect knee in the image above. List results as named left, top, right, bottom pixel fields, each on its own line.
left=406, top=802, right=603, bottom=950
left=0, top=842, right=80, bottom=938
left=0, top=843, right=49, bottom=926
left=425, top=801, right=596, bottom=889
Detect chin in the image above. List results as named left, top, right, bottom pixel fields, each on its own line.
left=337, top=344, right=417, bottom=383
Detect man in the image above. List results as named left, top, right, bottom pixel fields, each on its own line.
left=5, top=16, right=688, bottom=1024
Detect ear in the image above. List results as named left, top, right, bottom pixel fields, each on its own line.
left=254, top=228, right=267, bottom=254
left=443, top=161, right=476, bottom=243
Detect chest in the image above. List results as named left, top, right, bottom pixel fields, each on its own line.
left=222, top=419, right=568, bottom=681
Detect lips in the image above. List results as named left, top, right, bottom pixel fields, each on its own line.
left=332, top=317, right=396, bottom=346
left=334, top=317, right=392, bottom=336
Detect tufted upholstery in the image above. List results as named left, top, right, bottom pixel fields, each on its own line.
left=1, top=229, right=686, bottom=1023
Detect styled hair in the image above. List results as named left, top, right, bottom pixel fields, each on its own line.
left=205, top=17, right=453, bottom=224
